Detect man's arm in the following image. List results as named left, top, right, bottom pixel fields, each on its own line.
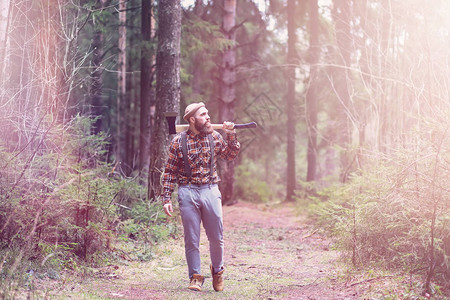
left=216, top=121, right=240, bottom=160
left=162, top=137, right=180, bottom=217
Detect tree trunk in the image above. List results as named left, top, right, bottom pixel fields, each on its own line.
left=3, top=0, right=70, bottom=147
left=332, top=0, right=352, bottom=182
left=192, top=0, right=205, bottom=96
left=218, top=0, right=237, bottom=205
left=38, top=0, right=68, bottom=121
left=285, top=0, right=296, bottom=201
left=306, top=0, right=319, bottom=182
left=0, top=0, right=11, bottom=84
left=4, top=0, right=33, bottom=149
left=124, top=53, right=136, bottom=175
left=117, top=0, right=127, bottom=165
left=148, top=0, right=181, bottom=200
left=91, top=0, right=105, bottom=134
left=139, top=0, right=153, bottom=180
left=378, top=0, right=394, bottom=154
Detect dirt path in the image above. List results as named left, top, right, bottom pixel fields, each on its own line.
left=50, top=202, right=379, bottom=299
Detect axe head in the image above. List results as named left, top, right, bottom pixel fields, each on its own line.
left=164, top=112, right=178, bottom=134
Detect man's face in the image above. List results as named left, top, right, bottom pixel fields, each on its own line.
left=193, top=107, right=213, bottom=134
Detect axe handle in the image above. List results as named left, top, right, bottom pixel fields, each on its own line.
left=175, top=122, right=257, bottom=133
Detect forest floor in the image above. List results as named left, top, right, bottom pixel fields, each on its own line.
left=22, top=201, right=447, bottom=299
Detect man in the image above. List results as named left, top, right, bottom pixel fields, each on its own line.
left=162, top=102, right=240, bottom=292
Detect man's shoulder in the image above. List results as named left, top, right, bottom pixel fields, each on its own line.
left=170, top=133, right=183, bottom=145
left=211, top=130, right=223, bottom=140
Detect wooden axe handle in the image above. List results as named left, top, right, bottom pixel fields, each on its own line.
left=175, top=122, right=257, bottom=133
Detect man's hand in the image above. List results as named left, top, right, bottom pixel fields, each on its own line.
left=223, top=121, right=236, bottom=134
left=163, top=202, right=173, bottom=217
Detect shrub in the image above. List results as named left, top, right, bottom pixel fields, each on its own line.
left=309, top=121, right=449, bottom=292
left=0, top=115, right=177, bottom=284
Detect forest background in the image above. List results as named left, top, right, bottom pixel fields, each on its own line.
left=0, top=0, right=448, bottom=297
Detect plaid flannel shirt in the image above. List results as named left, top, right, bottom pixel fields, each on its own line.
left=162, top=129, right=240, bottom=204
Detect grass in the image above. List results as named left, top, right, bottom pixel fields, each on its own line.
left=3, top=201, right=448, bottom=299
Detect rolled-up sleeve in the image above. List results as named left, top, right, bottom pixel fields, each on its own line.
left=162, top=138, right=180, bottom=204
left=216, top=132, right=240, bottom=161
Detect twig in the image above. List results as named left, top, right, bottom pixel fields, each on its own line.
left=349, top=275, right=394, bottom=287
left=302, top=229, right=318, bottom=239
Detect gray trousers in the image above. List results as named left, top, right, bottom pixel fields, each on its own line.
left=178, top=184, right=224, bottom=278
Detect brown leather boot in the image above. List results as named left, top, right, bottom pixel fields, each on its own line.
left=210, top=265, right=224, bottom=291
left=188, top=274, right=204, bottom=291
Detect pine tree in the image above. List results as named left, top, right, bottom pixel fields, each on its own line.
left=148, top=0, right=181, bottom=200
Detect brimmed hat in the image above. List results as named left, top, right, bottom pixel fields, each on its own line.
left=183, top=102, right=205, bottom=121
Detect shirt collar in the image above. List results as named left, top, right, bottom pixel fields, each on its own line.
left=186, top=129, right=209, bottom=139
left=186, top=129, right=201, bottom=140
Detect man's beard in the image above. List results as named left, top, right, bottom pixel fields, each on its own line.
left=194, top=118, right=213, bottom=134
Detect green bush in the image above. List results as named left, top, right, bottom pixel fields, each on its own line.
left=0, top=115, right=177, bottom=283
left=309, top=123, right=449, bottom=290
left=120, top=201, right=179, bottom=244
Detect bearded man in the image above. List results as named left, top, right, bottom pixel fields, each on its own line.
left=162, top=102, right=240, bottom=292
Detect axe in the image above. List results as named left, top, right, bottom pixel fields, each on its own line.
left=164, top=112, right=257, bottom=134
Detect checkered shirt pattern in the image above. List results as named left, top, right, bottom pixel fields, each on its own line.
left=162, top=130, right=240, bottom=204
